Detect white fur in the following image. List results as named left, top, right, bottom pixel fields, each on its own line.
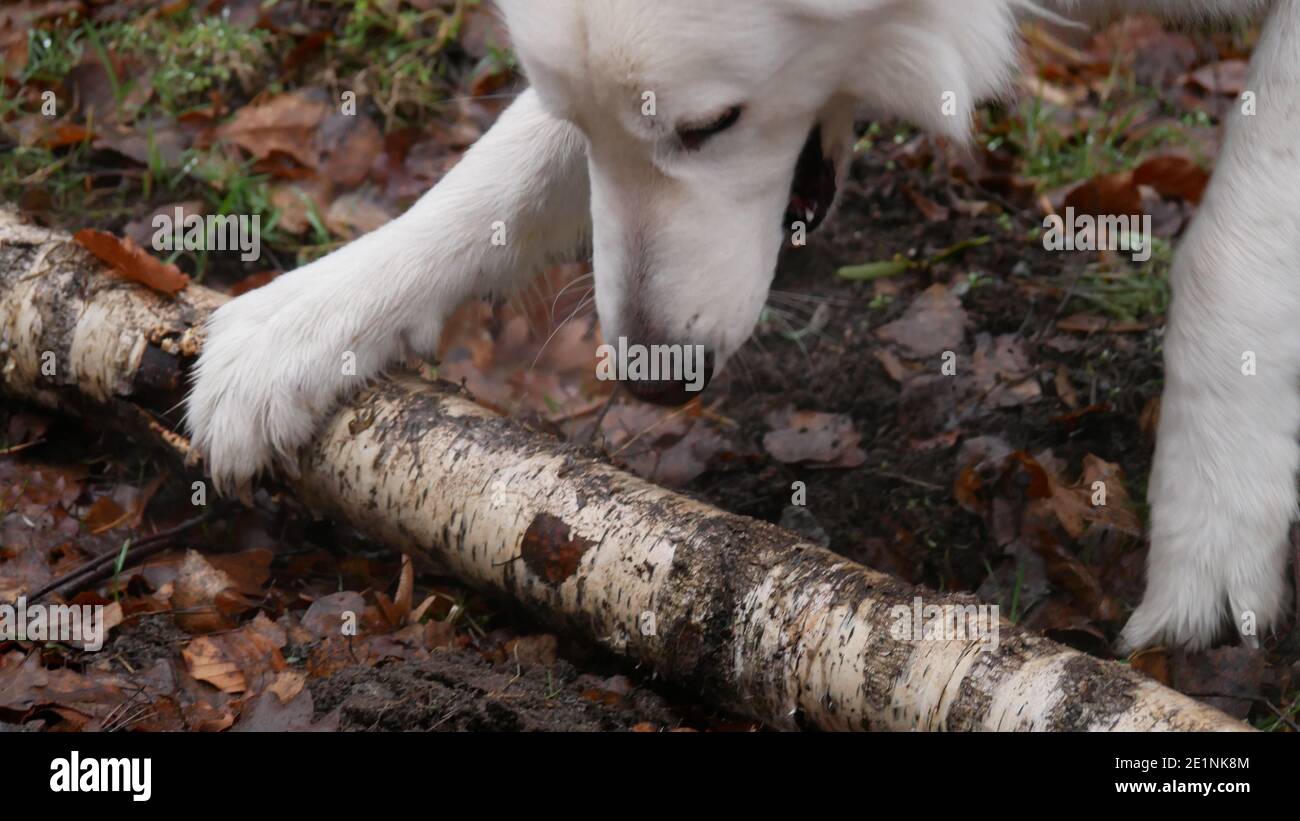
left=187, top=0, right=1300, bottom=651
left=1119, top=0, right=1300, bottom=651
left=187, top=91, right=590, bottom=487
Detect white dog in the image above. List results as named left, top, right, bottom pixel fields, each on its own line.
left=187, top=0, right=1300, bottom=653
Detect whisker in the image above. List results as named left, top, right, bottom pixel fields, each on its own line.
left=764, top=298, right=825, bottom=323
left=583, top=383, right=621, bottom=447
left=550, top=273, right=596, bottom=325
left=428, top=92, right=524, bottom=107
left=762, top=302, right=835, bottom=347
left=768, top=289, right=859, bottom=307
left=506, top=289, right=542, bottom=344
left=772, top=310, right=814, bottom=367
left=529, top=290, right=596, bottom=373
left=728, top=347, right=758, bottom=391
left=762, top=304, right=804, bottom=324
left=528, top=278, right=552, bottom=341
left=611, top=400, right=697, bottom=458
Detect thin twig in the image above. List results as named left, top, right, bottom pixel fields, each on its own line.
left=584, top=383, right=621, bottom=447
left=0, top=439, right=45, bottom=456
left=1263, top=697, right=1300, bottom=733
left=24, top=510, right=216, bottom=605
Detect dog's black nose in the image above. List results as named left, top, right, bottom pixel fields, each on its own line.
left=620, top=348, right=715, bottom=406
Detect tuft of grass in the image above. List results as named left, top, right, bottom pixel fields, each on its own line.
left=1255, top=692, right=1300, bottom=731
left=2, top=2, right=495, bottom=252
left=330, top=0, right=480, bottom=129
left=21, top=26, right=85, bottom=84
left=978, top=68, right=1190, bottom=322
left=986, top=94, right=1200, bottom=191
left=1067, top=238, right=1175, bottom=321
left=101, top=14, right=274, bottom=117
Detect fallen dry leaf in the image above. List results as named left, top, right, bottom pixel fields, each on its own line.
left=903, top=186, right=950, bottom=222
left=266, top=670, right=307, bottom=704
left=73, top=229, right=190, bottom=296
left=874, top=348, right=913, bottom=383
left=316, top=111, right=384, bottom=187
left=1129, top=647, right=1172, bottom=685
left=268, top=179, right=332, bottom=235
left=182, top=636, right=245, bottom=693
left=875, top=284, right=967, bottom=359
left=600, top=402, right=730, bottom=486
left=171, top=550, right=238, bottom=633
left=1055, top=365, right=1080, bottom=409
left=955, top=442, right=1137, bottom=625
left=970, top=333, right=1042, bottom=409
left=234, top=687, right=339, bottom=732
left=0, top=650, right=131, bottom=725
left=763, top=408, right=866, bottom=469
left=324, top=190, right=395, bottom=238
left=123, top=200, right=205, bottom=248
left=181, top=615, right=286, bottom=695
left=81, top=496, right=129, bottom=534
left=217, top=88, right=332, bottom=168
left=1063, top=171, right=1142, bottom=218
left=301, top=591, right=366, bottom=640
left=1185, top=59, right=1250, bottom=97
left=1088, top=16, right=1199, bottom=85
left=393, top=554, right=414, bottom=625
left=1133, top=155, right=1209, bottom=205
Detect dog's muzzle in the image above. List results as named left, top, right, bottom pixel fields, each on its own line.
left=621, top=348, right=716, bottom=407
left=784, top=125, right=838, bottom=233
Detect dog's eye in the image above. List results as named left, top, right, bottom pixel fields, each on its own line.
left=677, top=106, right=743, bottom=151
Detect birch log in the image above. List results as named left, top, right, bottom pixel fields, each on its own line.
left=0, top=209, right=1246, bottom=731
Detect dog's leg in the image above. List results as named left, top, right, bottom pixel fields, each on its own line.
left=1121, top=0, right=1300, bottom=652
left=187, top=89, right=591, bottom=492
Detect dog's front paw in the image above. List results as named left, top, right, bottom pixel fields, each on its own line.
left=187, top=279, right=351, bottom=494
left=1117, top=541, right=1231, bottom=654
left=1119, top=557, right=1290, bottom=654
left=1118, top=477, right=1294, bottom=654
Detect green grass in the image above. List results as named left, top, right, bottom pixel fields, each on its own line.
left=21, top=27, right=86, bottom=85
left=106, top=15, right=274, bottom=117
left=332, top=0, right=471, bottom=127
left=985, top=93, right=1203, bottom=192
left=1254, top=692, right=1300, bottom=732
left=1069, top=240, right=1175, bottom=322
left=978, top=75, right=1196, bottom=321
left=0, top=2, right=499, bottom=272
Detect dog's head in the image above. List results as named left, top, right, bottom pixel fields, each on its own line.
left=498, top=0, right=1022, bottom=403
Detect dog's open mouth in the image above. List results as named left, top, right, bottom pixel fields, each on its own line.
left=784, top=125, right=838, bottom=233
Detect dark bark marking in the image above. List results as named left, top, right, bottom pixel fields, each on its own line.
left=521, top=512, right=593, bottom=585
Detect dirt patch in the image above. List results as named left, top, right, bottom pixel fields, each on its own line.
left=310, top=650, right=684, bottom=732
left=107, top=614, right=192, bottom=670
